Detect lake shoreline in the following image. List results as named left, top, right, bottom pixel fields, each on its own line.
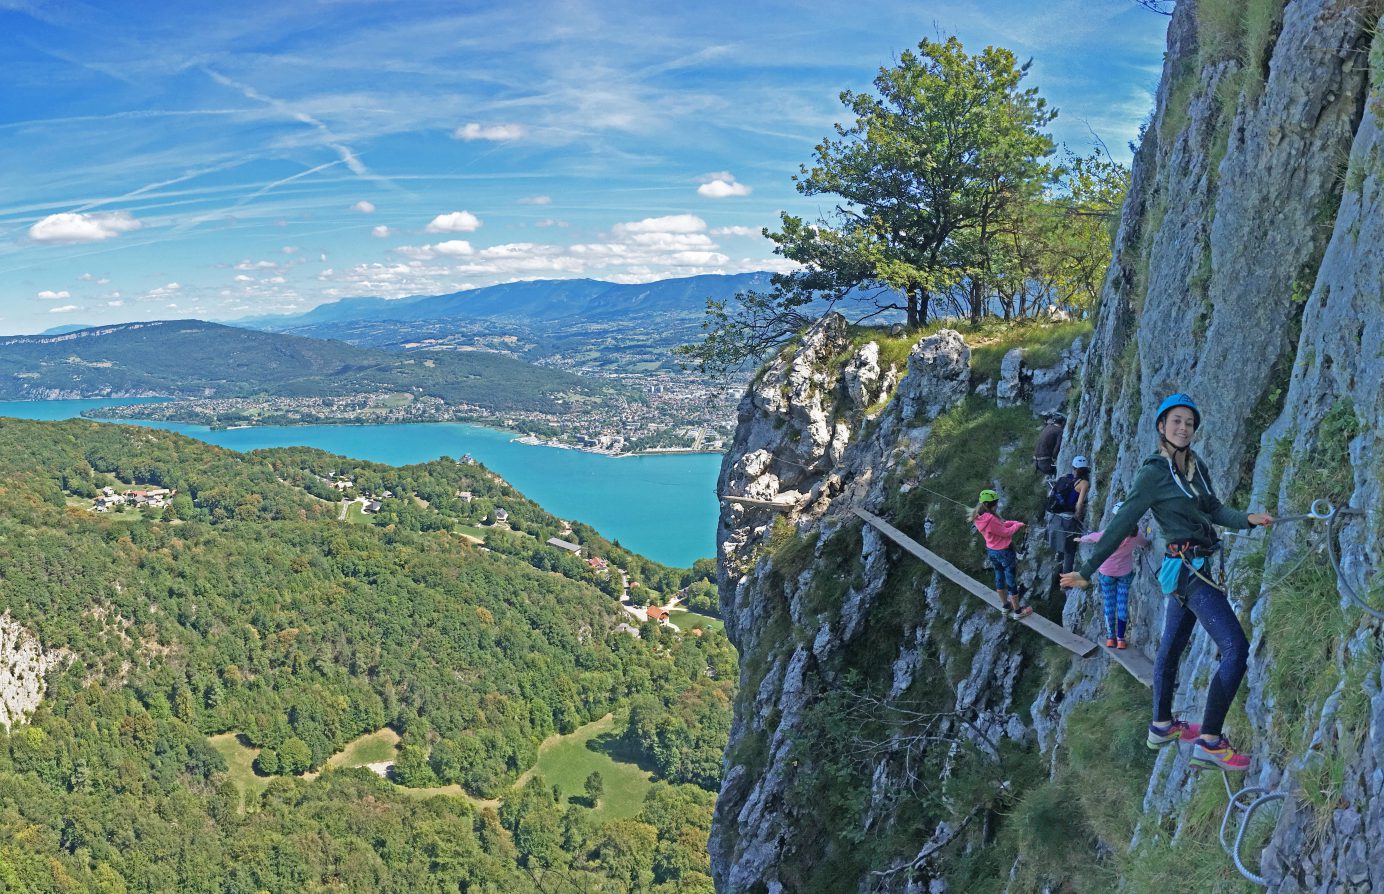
left=2, top=398, right=720, bottom=566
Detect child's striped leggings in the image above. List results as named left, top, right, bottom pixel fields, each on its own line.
left=1098, top=572, right=1131, bottom=639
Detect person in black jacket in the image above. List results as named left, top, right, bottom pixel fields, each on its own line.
left=1033, top=413, right=1064, bottom=477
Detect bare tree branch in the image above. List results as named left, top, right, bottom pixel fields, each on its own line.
left=1132, top=0, right=1176, bottom=15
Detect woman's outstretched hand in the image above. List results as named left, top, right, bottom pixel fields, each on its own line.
left=1248, top=513, right=1274, bottom=527
left=1059, top=572, right=1089, bottom=589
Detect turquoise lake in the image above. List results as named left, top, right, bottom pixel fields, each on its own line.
left=0, top=399, right=722, bottom=567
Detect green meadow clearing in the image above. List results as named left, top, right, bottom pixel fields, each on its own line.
left=670, top=608, right=725, bottom=635
left=211, top=712, right=651, bottom=820
left=518, top=713, right=654, bottom=821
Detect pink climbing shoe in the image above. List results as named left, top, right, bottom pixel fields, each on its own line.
left=1190, top=736, right=1251, bottom=772
left=1146, top=718, right=1200, bottom=750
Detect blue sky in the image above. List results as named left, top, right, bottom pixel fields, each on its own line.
left=0, top=0, right=1168, bottom=334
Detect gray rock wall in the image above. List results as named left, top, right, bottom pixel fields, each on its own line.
left=0, top=612, right=66, bottom=729
left=712, top=1, right=1384, bottom=890
left=1074, top=1, right=1382, bottom=889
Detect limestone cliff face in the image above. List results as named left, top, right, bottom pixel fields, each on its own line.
left=712, top=1, right=1384, bottom=891
left=0, top=612, right=66, bottom=729
left=1082, top=0, right=1383, bottom=888
left=711, top=318, right=1080, bottom=891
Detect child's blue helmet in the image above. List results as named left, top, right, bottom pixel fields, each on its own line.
left=1156, top=393, right=1200, bottom=428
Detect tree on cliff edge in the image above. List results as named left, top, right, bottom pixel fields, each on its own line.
left=680, top=36, right=1057, bottom=374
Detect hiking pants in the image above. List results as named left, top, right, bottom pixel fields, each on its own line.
left=1048, top=513, right=1081, bottom=573
left=1152, top=569, right=1248, bottom=738
left=986, top=547, right=1017, bottom=592
left=1098, top=572, right=1131, bottom=639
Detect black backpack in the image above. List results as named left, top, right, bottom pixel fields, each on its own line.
left=1047, top=474, right=1079, bottom=513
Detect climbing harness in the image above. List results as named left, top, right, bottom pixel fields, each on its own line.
left=1164, top=541, right=1226, bottom=602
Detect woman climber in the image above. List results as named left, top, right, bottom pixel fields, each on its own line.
left=1059, top=394, right=1273, bottom=773
left=972, top=489, right=1032, bottom=619
left=1047, top=455, right=1092, bottom=575
left=1076, top=499, right=1151, bottom=649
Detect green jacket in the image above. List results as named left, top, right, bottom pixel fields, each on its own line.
left=1078, top=451, right=1252, bottom=582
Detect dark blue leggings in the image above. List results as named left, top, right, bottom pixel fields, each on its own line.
left=1152, top=570, right=1248, bottom=737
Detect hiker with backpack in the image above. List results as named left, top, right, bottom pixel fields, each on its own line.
left=1076, top=499, right=1151, bottom=649
left=1046, top=456, right=1091, bottom=574
left=1034, top=413, right=1065, bottom=477
left=972, top=489, right=1032, bottom=619
left=1059, top=394, right=1273, bottom=773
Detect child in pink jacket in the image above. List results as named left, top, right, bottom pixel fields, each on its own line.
left=972, top=489, right=1030, bottom=619
left=1077, top=500, right=1152, bottom=648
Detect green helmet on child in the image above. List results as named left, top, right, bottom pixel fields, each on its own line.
left=978, top=489, right=999, bottom=503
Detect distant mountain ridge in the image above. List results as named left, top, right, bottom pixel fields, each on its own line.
left=238, top=272, right=776, bottom=330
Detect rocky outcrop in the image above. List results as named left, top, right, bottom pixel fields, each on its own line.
left=995, top=339, right=1083, bottom=416
left=0, top=612, right=67, bottom=729
left=712, top=319, right=1075, bottom=892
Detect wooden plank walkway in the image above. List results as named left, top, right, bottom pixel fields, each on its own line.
left=720, top=495, right=796, bottom=512
left=853, top=508, right=1098, bottom=658
left=854, top=508, right=1159, bottom=685
left=1102, top=644, right=1155, bottom=687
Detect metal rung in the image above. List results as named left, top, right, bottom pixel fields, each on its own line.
left=1216, top=772, right=1284, bottom=888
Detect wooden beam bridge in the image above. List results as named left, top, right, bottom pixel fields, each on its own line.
left=719, top=494, right=797, bottom=512
left=853, top=508, right=1154, bottom=685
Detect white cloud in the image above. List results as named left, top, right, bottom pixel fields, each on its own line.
left=282, top=246, right=299, bottom=254
left=37, top=289, right=71, bottom=300
left=697, top=172, right=752, bottom=198
left=453, top=123, right=527, bottom=141
left=711, top=225, right=761, bottom=237
left=236, top=260, right=280, bottom=271
left=535, top=219, right=569, bottom=228
left=234, top=275, right=253, bottom=282
left=267, top=276, right=286, bottom=284
left=330, top=209, right=776, bottom=298
left=433, top=240, right=475, bottom=257
left=353, top=200, right=376, bottom=213
left=107, top=300, right=124, bottom=307
left=518, top=195, right=552, bottom=205
left=29, top=211, right=142, bottom=243
left=372, top=225, right=392, bottom=238
left=145, top=282, right=181, bottom=301
left=426, top=211, right=482, bottom=233
left=79, top=273, right=94, bottom=281
left=49, top=305, right=79, bottom=313
left=396, top=239, right=475, bottom=260
left=624, top=232, right=715, bottom=248
left=612, top=214, right=706, bottom=235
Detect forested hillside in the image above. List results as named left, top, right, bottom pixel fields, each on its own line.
left=0, top=418, right=727, bottom=892
left=0, top=320, right=617, bottom=413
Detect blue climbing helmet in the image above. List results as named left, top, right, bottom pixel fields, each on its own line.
left=1156, top=393, right=1201, bottom=428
